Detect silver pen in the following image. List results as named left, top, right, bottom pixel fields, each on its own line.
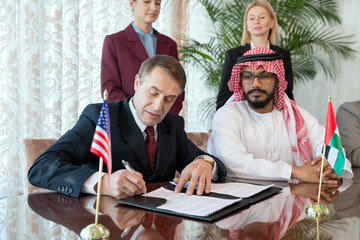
left=121, top=226, right=131, bottom=238
left=122, top=160, right=135, bottom=174
left=122, top=160, right=147, bottom=195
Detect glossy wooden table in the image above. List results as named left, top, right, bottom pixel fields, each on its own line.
left=1, top=169, right=360, bottom=240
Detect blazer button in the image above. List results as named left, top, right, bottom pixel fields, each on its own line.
left=61, top=187, right=65, bottom=192
left=57, top=186, right=61, bottom=191
left=68, top=188, right=73, bottom=194
left=65, top=187, right=68, bottom=192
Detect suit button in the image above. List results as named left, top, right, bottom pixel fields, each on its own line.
left=68, top=188, right=73, bottom=194
left=61, top=187, right=65, bottom=192
left=65, top=187, right=68, bottom=192
left=57, top=186, right=61, bottom=191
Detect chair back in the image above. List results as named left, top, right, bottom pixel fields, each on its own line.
left=186, top=132, right=210, bottom=152
left=23, top=138, right=57, bottom=194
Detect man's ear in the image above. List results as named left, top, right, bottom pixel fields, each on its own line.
left=134, top=74, right=140, bottom=91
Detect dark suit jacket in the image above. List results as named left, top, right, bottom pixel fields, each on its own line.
left=216, top=43, right=294, bottom=110
left=101, top=24, right=184, bottom=114
left=28, top=98, right=226, bottom=197
left=336, top=101, right=360, bottom=167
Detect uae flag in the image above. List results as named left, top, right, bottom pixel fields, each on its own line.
left=324, top=100, right=344, bottom=177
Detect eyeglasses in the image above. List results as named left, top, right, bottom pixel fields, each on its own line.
left=241, top=72, right=276, bottom=84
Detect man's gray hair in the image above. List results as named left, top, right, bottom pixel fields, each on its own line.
left=138, top=55, right=186, bottom=90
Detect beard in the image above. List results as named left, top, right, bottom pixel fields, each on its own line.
left=244, top=88, right=275, bottom=109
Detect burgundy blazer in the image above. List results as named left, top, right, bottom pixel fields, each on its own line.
left=101, top=24, right=184, bottom=114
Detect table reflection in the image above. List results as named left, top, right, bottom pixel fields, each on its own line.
left=333, top=168, right=360, bottom=218
left=214, top=181, right=340, bottom=240
left=1, top=173, right=359, bottom=239
left=283, top=168, right=360, bottom=240
left=27, top=193, right=182, bottom=240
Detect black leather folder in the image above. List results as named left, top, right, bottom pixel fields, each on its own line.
left=115, top=183, right=282, bottom=222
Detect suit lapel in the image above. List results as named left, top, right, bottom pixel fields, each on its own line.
left=118, top=98, right=152, bottom=179
left=124, top=24, right=148, bottom=62
left=154, top=29, right=170, bottom=55
left=150, top=121, right=172, bottom=181
left=269, top=43, right=279, bottom=52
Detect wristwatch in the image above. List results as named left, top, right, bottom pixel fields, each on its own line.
left=197, top=155, right=215, bottom=168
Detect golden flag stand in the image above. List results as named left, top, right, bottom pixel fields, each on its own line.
left=305, top=95, right=332, bottom=239
left=80, top=157, right=110, bottom=239
left=80, top=90, right=110, bottom=239
left=305, top=143, right=330, bottom=220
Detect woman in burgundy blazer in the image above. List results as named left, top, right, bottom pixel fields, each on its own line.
left=101, top=0, right=183, bottom=114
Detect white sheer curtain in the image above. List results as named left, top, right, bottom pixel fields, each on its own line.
left=0, top=0, right=121, bottom=194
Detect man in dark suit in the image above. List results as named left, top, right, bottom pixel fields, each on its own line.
left=28, top=55, right=226, bottom=199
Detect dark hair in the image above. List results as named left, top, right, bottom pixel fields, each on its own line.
left=138, top=55, right=186, bottom=90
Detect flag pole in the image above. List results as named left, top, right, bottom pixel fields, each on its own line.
left=305, top=95, right=330, bottom=222
left=316, top=94, right=332, bottom=204
left=95, top=157, right=104, bottom=224
left=317, top=143, right=327, bottom=204
left=80, top=90, right=110, bottom=239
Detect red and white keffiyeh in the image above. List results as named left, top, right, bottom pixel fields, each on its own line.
left=227, top=47, right=311, bottom=165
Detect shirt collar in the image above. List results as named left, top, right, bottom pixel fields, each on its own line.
left=250, top=41, right=270, bottom=49
left=129, top=97, right=157, bottom=133
left=131, top=22, right=154, bottom=36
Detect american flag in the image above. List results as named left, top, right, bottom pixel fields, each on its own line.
left=90, top=100, right=112, bottom=181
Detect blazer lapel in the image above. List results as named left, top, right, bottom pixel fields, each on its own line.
left=124, top=24, right=148, bottom=62
left=150, top=121, right=173, bottom=181
left=154, top=29, right=171, bottom=55
left=118, top=98, right=152, bottom=179
left=269, top=43, right=279, bottom=52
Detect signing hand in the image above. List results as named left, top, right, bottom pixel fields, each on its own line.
left=174, top=158, right=213, bottom=196
left=99, top=169, right=147, bottom=199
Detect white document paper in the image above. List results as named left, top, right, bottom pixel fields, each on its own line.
left=145, top=187, right=242, bottom=217
left=145, top=182, right=274, bottom=217
left=172, top=181, right=274, bottom=198
left=210, top=182, right=274, bottom=198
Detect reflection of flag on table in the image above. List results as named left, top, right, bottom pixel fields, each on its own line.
left=90, top=100, right=112, bottom=181
left=324, top=100, right=344, bottom=177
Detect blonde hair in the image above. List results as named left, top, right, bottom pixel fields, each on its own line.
left=241, top=0, right=279, bottom=45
